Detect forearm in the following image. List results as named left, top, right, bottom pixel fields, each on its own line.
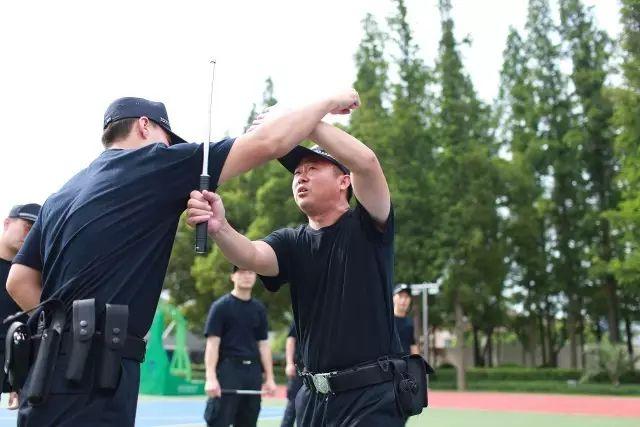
left=6, top=265, right=42, bottom=310
left=205, top=340, right=220, bottom=381
left=210, top=220, right=275, bottom=276
left=309, top=122, right=378, bottom=174
left=259, top=343, right=275, bottom=381
left=254, top=98, right=337, bottom=158
left=285, top=338, right=296, bottom=366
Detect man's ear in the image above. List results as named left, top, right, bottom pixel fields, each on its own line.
left=3, top=218, right=10, bottom=232
left=137, top=116, right=151, bottom=139
left=339, top=174, right=351, bottom=191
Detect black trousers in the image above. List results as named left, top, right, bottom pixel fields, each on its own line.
left=17, top=358, right=139, bottom=426
left=295, top=381, right=404, bottom=427
left=280, top=374, right=303, bottom=427
left=206, top=358, right=262, bottom=427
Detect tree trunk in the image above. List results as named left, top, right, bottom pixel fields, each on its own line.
left=483, top=328, right=494, bottom=367
left=454, top=295, right=467, bottom=391
left=567, top=297, right=578, bottom=369
left=539, top=315, right=548, bottom=366
left=579, top=313, right=586, bottom=370
left=625, top=315, right=634, bottom=359
left=528, top=315, right=537, bottom=367
left=604, top=274, right=620, bottom=342
left=595, top=320, right=602, bottom=343
left=472, top=325, right=483, bottom=367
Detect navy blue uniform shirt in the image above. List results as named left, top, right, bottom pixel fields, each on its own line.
left=13, top=139, right=234, bottom=337
left=394, top=315, right=415, bottom=353
left=204, top=293, right=268, bottom=360
left=259, top=204, right=402, bottom=373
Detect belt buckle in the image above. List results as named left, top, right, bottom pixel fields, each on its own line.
left=311, top=373, right=333, bottom=395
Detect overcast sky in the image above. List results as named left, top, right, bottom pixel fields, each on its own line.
left=0, top=0, right=621, bottom=217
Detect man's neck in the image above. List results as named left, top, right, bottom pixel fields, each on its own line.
left=0, top=242, right=16, bottom=262
left=394, top=308, right=408, bottom=318
left=109, top=138, right=157, bottom=150
left=231, top=288, right=252, bottom=301
left=307, top=205, right=349, bottom=230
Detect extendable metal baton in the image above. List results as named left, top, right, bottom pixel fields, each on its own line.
left=195, top=58, right=217, bottom=254
left=221, top=389, right=266, bottom=395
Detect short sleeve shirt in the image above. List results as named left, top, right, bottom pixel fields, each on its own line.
left=14, top=139, right=234, bottom=337
left=0, top=258, right=21, bottom=341
left=394, top=315, right=416, bottom=353
left=259, top=204, right=402, bottom=372
left=204, top=293, right=268, bottom=359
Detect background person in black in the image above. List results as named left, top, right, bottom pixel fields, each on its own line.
left=0, top=203, right=40, bottom=409
left=6, top=90, right=360, bottom=427
left=203, top=266, right=276, bottom=427
left=393, top=284, right=419, bottom=355
left=281, top=321, right=303, bottom=427
left=187, top=119, right=405, bottom=426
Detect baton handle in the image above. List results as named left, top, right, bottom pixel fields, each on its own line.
left=195, top=174, right=211, bottom=254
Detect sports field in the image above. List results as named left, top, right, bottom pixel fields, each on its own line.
left=2, top=390, right=638, bottom=426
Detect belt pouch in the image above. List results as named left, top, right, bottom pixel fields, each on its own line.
left=65, top=299, right=95, bottom=382
left=28, top=302, right=66, bottom=406
left=4, top=322, right=31, bottom=391
left=98, top=304, right=128, bottom=389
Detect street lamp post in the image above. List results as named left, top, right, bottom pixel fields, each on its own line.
left=407, top=282, right=440, bottom=362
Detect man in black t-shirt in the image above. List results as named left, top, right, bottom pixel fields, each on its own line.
left=6, top=90, right=359, bottom=426
left=0, top=203, right=40, bottom=408
left=393, top=284, right=418, bottom=355
left=187, top=118, right=405, bottom=425
left=280, top=321, right=303, bottom=427
left=203, top=266, right=275, bottom=427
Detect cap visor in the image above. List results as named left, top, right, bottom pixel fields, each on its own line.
left=278, top=146, right=349, bottom=174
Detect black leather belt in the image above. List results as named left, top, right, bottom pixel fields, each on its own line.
left=32, top=331, right=146, bottom=363
left=300, top=358, right=395, bottom=395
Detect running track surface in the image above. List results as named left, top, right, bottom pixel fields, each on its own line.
left=0, top=388, right=638, bottom=426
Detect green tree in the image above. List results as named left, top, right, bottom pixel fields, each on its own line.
left=433, top=0, right=506, bottom=385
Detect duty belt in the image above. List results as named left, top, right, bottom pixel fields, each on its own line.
left=300, top=357, right=396, bottom=395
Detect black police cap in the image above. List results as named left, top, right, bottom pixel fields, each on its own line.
left=393, top=284, right=412, bottom=296
left=103, top=97, right=188, bottom=145
left=8, top=203, right=41, bottom=223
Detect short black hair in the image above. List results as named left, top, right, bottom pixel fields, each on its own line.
left=101, top=118, right=138, bottom=148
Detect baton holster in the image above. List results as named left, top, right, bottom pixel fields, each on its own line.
left=65, top=299, right=95, bottom=382
left=27, top=300, right=66, bottom=406
left=98, top=304, right=128, bottom=390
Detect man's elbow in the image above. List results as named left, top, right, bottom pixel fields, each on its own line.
left=6, top=276, right=18, bottom=301
left=353, top=149, right=380, bottom=174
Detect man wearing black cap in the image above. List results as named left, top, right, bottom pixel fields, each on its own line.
left=393, top=285, right=418, bottom=355
left=203, top=265, right=276, bottom=427
left=0, top=204, right=40, bottom=409
left=6, top=90, right=359, bottom=426
left=187, top=120, right=408, bottom=425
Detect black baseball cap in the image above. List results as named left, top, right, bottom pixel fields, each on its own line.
left=279, top=145, right=350, bottom=175
left=103, top=97, right=188, bottom=145
left=8, top=203, right=41, bottom=223
left=279, top=145, right=352, bottom=201
left=393, top=284, right=412, bottom=296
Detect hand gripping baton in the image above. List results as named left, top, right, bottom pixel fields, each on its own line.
left=195, top=58, right=217, bottom=254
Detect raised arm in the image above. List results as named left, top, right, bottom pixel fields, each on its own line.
left=186, top=190, right=278, bottom=276
left=309, top=122, right=390, bottom=226
left=217, top=89, right=360, bottom=185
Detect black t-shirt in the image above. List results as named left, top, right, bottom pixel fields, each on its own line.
left=13, top=139, right=234, bottom=337
left=204, top=293, right=268, bottom=360
left=0, top=258, right=21, bottom=340
left=394, top=315, right=415, bottom=353
left=260, top=204, right=402, bottom=373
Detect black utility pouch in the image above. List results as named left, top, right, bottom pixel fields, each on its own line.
left=65, top=299, right=95, bottom=382
left=28, top=301, right=66, bottom=406
left=391, top=355, right=435, bottom=417
left=98, top=304, right=128, bottom=389
left=4, top=321, right=31, bottom=391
